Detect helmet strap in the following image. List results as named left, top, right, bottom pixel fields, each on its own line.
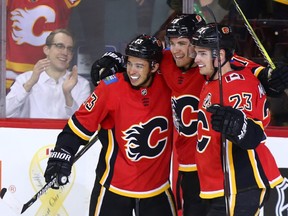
left=208, top=58, right=229, bottom=81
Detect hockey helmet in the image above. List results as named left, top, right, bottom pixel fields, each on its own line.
left=166, top=14, right=206, bottom=38
left=125, top=34, right=163, bottom=63
left=192, top=23, right=236, bottom=54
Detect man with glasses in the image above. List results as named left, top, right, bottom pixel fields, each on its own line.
left=5, top=0, right=82, bottom=92
left=6, top=29, right=91, bottom=119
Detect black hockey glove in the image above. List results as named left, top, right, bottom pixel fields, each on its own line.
left=268, top=64, right=288, bottom=93
left=44, top=147, right=74, bottom=189
left=90, top=51, right=125, bottom=86
left=258, top=64, right=288, bottom=97
left=207, top=104, right=247, bottom=145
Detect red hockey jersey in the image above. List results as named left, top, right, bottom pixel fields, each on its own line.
left=230, top=54, right=265, bottom=77
left=61, top=72, right=173, bottom=198
left=196, top=68, right=283, bottom=199
left=160, top=50, right=205, bottom=172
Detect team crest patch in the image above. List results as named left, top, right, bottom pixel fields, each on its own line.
left=103, top=75, right=118, bottom=85
left=225, top=73, right=245, bottom=82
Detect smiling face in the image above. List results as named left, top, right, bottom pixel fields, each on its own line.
left=43, top=32, right=74, bottom=73
left=169, top=37, right=195, bottom=70
left=126, top=56, right=158, bottom=87
left=194, top=46, right=215, bottom=78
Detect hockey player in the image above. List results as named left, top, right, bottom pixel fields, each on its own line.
left=193, top=23, right=283, bottom=215
left=161, top=13, right=287, bottom=216
left=156, top=14, right=288, bottom=216
left=89, top=14, right=288, bottom=216
left=43, top=34, right=178, bottom=216
left=161, top=14, right=208, bottom=216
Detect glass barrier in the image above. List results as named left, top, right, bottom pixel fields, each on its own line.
left=0, top=0, right=6, bottom=117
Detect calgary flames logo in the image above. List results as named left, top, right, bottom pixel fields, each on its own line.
left=123, top=117, right=169, bottom=161
left=171, top=95, right=199, bottom=137
left=10, top=6, right=55, bottom=45
left=221, top=26, right=231, bottom=34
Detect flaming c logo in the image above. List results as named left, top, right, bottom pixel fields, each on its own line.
left=10, top=6, right=54, bottom=46
left=123, top=117, right=168, bottom=162
left=221, top=26, right=230, bottom=34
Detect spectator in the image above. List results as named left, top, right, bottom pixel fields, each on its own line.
left=193, top=23, right=283, bottom=215
left=6, top=29, right=91, bottom=119
left=6, top=0, right=81, bottom=92
left=43, top=34, right=177, bottom=216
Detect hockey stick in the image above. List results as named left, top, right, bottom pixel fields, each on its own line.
left=204, top=6, right=231, bottom=216
left=0, top=133, right=99, bottom=214
left=232, top=0, right=275, bottom=69
left=232, top=0, right=288, bottom=96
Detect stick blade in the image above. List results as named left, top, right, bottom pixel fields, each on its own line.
left=0, top=188, right=22, bottom=215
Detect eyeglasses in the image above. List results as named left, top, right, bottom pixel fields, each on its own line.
left=48, top=43, right=74, bottom=54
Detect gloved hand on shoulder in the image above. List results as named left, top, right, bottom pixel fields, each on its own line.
left=259, top=63, right=288, bottom=97
left=44, top=147, right=74, bottom=189
left=207, top=104, right=247, bottom=145
left=268, top=63, right=288, bottom=93
left=90, top=52, right=125, bottom=86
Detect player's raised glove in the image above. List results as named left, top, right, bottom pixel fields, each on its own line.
left=207, top=104, right=247, bottom=145
left=90, top=52, right=125, bottom=86
left=44, top=147, right=74, bottom=189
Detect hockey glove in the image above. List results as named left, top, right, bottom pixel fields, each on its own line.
left=44, top=147, right=74, bottom=189
left=258, top=64, right=288, bottom=97
left=90, top=51, right=125, bottom=86
left=268, top=64, right=288, bottom=93
left=207, top=104, right=247, bottom=145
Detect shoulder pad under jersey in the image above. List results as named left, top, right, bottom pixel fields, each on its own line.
left=103, top=74, right=118, bottom=85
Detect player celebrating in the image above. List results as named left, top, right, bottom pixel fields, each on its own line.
left=161, top=13, right=288, bottom=216
left=43, top=34, right=177, bottom=216
left=193, top=23, right=283, bottom=215
left=89, top=14, right=288, bottom=216
left=161, top=14, right=208, bottom=215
